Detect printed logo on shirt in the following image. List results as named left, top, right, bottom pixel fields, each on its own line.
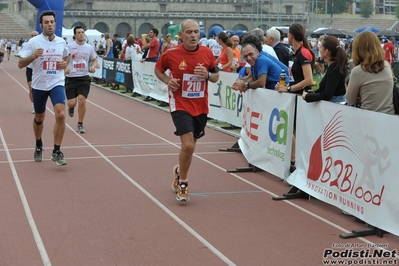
left=179, top=60, right=187, bottom=70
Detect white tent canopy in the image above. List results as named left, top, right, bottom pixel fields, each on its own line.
left=62, top=27, right=103, bottom=45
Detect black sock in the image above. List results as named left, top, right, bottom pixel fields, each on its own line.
left=78, top=122, right=83, bottom=125
left=36, top=139, right=43, bottom=147
left=53, top=145, right=60, bottom=154
left=291, top=161, right=295, bottom=166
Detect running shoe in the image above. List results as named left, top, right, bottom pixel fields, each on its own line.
left=172, top=165, right=180, bottom=193
left=176, top=182, right=189, bottom=202
left=51, top=150, right=67, bottom=166
left=34, top=146, right=43, bottom=162
left=77, top=124, right=85, bottom=134
left=31, top=106, right=35, bottom=114
left=68, top=107, right=74, bottom=117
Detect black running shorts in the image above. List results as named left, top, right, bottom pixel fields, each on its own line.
left=171, top=111, right=207, bottom=139
left=26, top=67, right=33, bottom=82
left=65, top=75, right=91, bottom=100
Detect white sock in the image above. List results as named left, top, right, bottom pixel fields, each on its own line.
left=179, top=179, right=188, bottom=184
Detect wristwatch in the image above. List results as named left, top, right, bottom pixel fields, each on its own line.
left=245, top=82, right=250, bottom=90
left=287, top=86, right=291, bottom=92
left=208, top=72, right=213, bottom=79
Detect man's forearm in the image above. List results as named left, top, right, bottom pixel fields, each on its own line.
left=18, top=55, right=35, bottom=69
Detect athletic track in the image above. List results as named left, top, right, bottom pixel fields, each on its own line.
left=0, top=56, right=398, bottom=266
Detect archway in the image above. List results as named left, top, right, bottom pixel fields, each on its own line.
left=232, top=24, right=248, bottom=32
left=71, top=22, right=87, bottom=31
left=116, top=22, right=132, bottom=38
left=94, top=22, right=109, bottom=34
left=138, top=23, right=154, bottom=36
left=161, top=23, right=171, bottom=39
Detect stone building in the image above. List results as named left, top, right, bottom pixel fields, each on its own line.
left=8, top=0, right=310, bottom=38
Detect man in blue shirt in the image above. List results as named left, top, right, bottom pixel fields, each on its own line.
left=232, top=35, right=289, bottom=92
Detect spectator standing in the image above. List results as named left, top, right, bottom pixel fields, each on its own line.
left=216, top=32, right=234, bottom=72
left=154, top=19, right=219, bottom=201
left=251, top=28, right=278, bottom=59
left=265, top=29, right=289, bottom=67
left=207, top=34, right=221, bottom=58
left=199, top=34, right=208, bottom=46
left=346, top=31, right=395, bottom=114
left=141, top=28, right=159, bottom=62
left=161, top=33, right=175, bottom=55
left=112, top=34, right=122, bottom=58
left=302, top=36, right=347, bottom=103
left=383, top=37, right=395, bottom=66
left=125, top=35, right=142, bottom=95
left=230, top=35, right=241, bottom=72
left=275, top=22, right=315, bottom=173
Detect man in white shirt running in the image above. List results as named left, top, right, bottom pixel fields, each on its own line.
left=65, top=26, right=98, bottom=134
left=18, top=10, right=70, bottom=166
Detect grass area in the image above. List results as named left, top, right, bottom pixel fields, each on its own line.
left=312, top=74, right=322, bottom=91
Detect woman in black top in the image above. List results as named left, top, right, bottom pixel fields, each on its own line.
left=302, top=36, right=347, bottom=103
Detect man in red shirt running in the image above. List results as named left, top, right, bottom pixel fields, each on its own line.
left=154, top=19, right=220, bottom=201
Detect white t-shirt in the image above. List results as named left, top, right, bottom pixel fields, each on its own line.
left=19, top=34, right=70, bottom=91
left=125, top=44, right=142, bottom=61
left=99, top=37, right=106, bottom=47
left=199, top=37, right=208, bottom=46
left=66, top=41, right=97, bottom=77
left=208, top=39, right=222, bottom=57
left=261, top=44, right=278, bottom=59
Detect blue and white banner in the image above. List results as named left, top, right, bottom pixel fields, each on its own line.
left=238, top=90, right=296, bottom=179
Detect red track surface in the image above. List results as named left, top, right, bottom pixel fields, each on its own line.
left=0, top=56, right=398, bottom=266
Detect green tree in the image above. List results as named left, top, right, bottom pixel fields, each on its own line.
left=314, top=0, right=355, bottom=16
left=0, top=3, right=7, bottom=11
left=396, top=0, right=399, bottom=19
left=360, top=0, right=374, bottom=19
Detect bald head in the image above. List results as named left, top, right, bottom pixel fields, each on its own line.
left=231, top=35, right=239, bottom=48
left=30, top=31, right=39, bottom=38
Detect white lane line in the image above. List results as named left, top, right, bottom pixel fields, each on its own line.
left=3, top=68, right=235, bottom=265
left=0, top=128, right=52, bottom=266
left=88, top=100, right=392, bottom=250
left=5, top=67, right=390, bottom=262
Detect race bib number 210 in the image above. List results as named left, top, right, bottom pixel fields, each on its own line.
left=182, top=74, right=205, bottom=98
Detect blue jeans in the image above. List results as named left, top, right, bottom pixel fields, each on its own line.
left=330, top=95, right=346, bottom=104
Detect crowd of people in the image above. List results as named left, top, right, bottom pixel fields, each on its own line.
left=11, top=10, right=398, bottom=202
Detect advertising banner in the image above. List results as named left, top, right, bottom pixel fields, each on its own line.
left=103, top=58, right=133, bottom=88
left=208, top=71, right=243, bottom=128
left=238, top=89, right=296, bottom=179
left=131, top=61, right=168, bottom=102
left=287, top=100, right=399, bottom=236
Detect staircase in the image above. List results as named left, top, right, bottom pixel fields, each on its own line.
left=0, top=12, right=31, bottom=40
left=328, top=16, right=397, bottom=33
